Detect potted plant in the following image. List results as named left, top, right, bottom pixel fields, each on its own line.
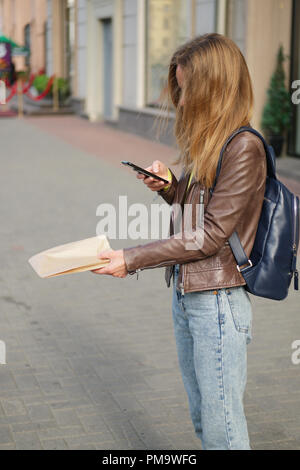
left=261, top=44, right=292, bottom=157
left=55, top=77, right=70, bottom=103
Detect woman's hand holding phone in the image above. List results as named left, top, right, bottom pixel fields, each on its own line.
left=137, top=160, right=170, bottom=191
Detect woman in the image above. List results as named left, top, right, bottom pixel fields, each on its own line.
left=92, top=33, right=267, bottom=450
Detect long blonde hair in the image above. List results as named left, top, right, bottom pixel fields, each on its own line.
left=156, top=33, right=254, bottom=188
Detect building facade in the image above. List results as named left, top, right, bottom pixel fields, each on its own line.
left=3, top=0, right=298, bottom=157
left=0, top=0, right=47, bottom=73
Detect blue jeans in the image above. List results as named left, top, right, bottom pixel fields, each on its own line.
left=172, top=264, right=252, bottom=450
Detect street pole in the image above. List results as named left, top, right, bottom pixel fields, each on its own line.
left=53, top=77, right=59, bottom=112
left=17, top=78, right=23, bottom=118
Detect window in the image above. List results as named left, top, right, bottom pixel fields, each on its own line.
left=288, top=0, right=300, bottom=157
left=225, top=0, right=247, bottom=55
left=145, top=0, right=190, bottom=107
left=163, top=18, right=169, bottom=29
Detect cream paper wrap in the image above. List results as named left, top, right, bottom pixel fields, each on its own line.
left=28, top=235, right=111, bottom=278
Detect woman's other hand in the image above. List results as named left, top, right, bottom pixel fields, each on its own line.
left=91, top=249, right=128, bottom=278
left=137, top=160, right=170, bottom=191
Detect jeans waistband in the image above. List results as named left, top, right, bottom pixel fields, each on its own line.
left=173, top=264, right=244, bottom=295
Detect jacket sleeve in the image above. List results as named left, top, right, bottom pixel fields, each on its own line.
left=156, top=168, right=178, bottom=205
left=123, top=135, right=267, bottom=273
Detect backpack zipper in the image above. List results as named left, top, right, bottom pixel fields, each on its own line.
left=293, top=195, right=298, bottom=251
left=293, top=195, right=299, bottom=290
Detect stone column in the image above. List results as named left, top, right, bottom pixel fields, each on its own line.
left=52, top=0, right=66, bottom=78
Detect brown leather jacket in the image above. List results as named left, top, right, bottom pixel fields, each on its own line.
left=123, top=131, right=267, bottom=294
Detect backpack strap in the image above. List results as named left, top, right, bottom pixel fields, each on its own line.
left=209, top=126, right=271, bottom=274
left=210, top=126, right=276, bottom=194
left=228, top=232, right=253, bottom=274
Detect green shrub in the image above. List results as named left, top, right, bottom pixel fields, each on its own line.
left=55, top=77, right=70, bottom=101
left=261, top=45, right=292, bottom=136
left=33, top=74, right=51, bottom=95
left=33, top=74, right=70, bottom=101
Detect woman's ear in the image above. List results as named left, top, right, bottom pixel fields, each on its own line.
left=179, top=89, right=185, bottom=107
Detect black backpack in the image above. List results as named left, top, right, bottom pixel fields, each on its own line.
left=210, top=126, right=299, bottom=301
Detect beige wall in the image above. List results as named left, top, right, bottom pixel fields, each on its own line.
left=245, top=0, right=292, bottom=134
left=0, top=0, right=47, bottom=73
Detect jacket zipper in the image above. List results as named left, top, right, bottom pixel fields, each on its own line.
left=180, top=265, right=185, bottom=296
left=141, top=260, right=177, bottom=270
left=128, top=260, right=178, bottom=278
left=199, top=188, right=205, bottom=226
left=200, top=189, right=205, bottom=204
left=293, top=195, right=299, bottom=290
left=179, top=188, right=206, bottom=296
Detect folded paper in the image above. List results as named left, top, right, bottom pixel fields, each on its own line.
left=28, top=235, right=111, bottom=278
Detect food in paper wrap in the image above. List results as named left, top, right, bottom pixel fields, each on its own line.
left=28, top=235, right=111, bottom=278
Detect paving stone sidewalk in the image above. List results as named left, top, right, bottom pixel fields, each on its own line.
left=0, top=116, right=299, bottom=450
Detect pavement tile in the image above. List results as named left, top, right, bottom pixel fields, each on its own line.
left=14, top=431, right=42, bottom=450
left=38, top=425, right=86, bottom=440
left=79, top=413, right=113, bottom=435
left=10, top=421, right=57, bottom=433
left=41, top=438, right=69, bottom=450
left=0, top=443, right=16, bottom=450
left=27, top=404, right=54, bottom=422
left=0, top=425, right=14, bottom=445
left=13, top=374, right=40, bottom=392
left=1, top=399, right=27, bottom=416
left=52, top=409, right=81, bottom=427
left=68, top=443, right=97, bottom=450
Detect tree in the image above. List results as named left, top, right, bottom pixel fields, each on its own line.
left=261, top=44, right=292, bottom=136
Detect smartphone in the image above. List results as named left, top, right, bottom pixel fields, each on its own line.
left=121, top=161, right=169, bottom=184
